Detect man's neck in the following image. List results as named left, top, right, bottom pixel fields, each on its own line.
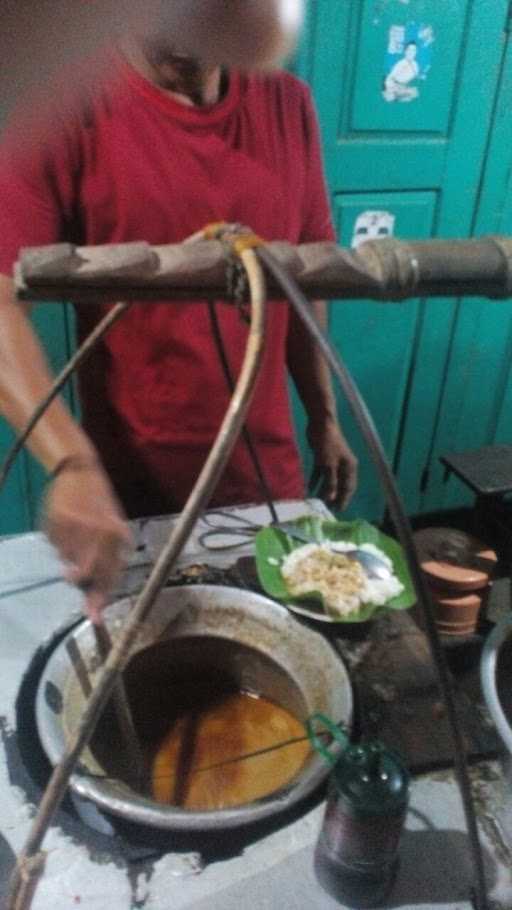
left=120, top=37, right=224, bottom=107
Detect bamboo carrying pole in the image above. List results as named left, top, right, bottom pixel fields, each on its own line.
left=14, top=234, right=512, bottom=303
left=6, top=246, right=267, bottom=910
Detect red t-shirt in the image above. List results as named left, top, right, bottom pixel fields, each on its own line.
left=0, top=54, right=335, bottom=516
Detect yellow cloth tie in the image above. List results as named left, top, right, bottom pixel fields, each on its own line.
left=201, top=222, right=265, bottom=257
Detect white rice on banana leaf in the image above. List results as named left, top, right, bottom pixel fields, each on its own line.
left=280, top=541, right=404, bottom=618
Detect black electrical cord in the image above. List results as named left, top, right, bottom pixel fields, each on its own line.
left=256, top=244, right=489, bottom=910
left=207, top=300, right=279, bottom=525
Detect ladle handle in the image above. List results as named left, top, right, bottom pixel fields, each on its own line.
left=306, top=713, right=349, bottom=766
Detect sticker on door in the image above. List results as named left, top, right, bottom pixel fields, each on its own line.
left=382, top=22, right=434, bottom=103
left=351, top=211, right=396, bottom=250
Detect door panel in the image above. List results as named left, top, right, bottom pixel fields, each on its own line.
left=351, top=3, right=465, bottom=135
left=305, top=0, right=502, bottom=192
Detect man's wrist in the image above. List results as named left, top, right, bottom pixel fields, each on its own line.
left=307, top=412, right=338, bottom=432
left=49, top=454, right=101, bottom=481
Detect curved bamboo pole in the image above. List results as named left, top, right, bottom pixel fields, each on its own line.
left=7, top=246, right=267, bottom=910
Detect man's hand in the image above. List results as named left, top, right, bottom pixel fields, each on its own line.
left=43, top=462, right=133, bottom=624
left=0, top=275, right=132, bottom=619
left=307, top=417, right=358, bottom=511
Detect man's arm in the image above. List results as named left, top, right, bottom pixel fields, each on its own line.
left=287, top=299, right=358, bottom=510
left=0, top=274, right=131, bottom=621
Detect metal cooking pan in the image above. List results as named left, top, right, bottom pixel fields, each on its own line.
left=36, top=585, right=353, bottom=831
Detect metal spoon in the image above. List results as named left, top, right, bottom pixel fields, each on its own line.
left=344, top=549, right=392, bottom=580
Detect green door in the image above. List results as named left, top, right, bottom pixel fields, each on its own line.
left=293, top=0, right=509, bottom=521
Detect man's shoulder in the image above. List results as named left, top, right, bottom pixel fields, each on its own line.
left=1, top=50, right=125, bottom=152
left=241, top=67, right=312, bottom=111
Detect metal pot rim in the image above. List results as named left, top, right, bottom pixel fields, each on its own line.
left=481, top=612, right=512, bottom=756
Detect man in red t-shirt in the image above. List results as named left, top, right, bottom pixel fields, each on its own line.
left=0, top=27, right=357, bottom=621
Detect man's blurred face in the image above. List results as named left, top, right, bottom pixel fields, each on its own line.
left=137, top=4, right=216, bottom=104
left=141, top=37, right=206, bottom=100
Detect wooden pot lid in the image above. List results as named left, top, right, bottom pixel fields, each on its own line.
left=413, top=527, right=497, bottom=592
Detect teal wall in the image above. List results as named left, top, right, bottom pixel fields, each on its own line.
left=2, top=0, right=512, bottom=532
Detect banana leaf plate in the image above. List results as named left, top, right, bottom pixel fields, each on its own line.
left=254, top=516, right=415, bottom=624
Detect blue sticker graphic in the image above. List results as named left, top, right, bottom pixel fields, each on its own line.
left=382, top=22, right=434, bottom=103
